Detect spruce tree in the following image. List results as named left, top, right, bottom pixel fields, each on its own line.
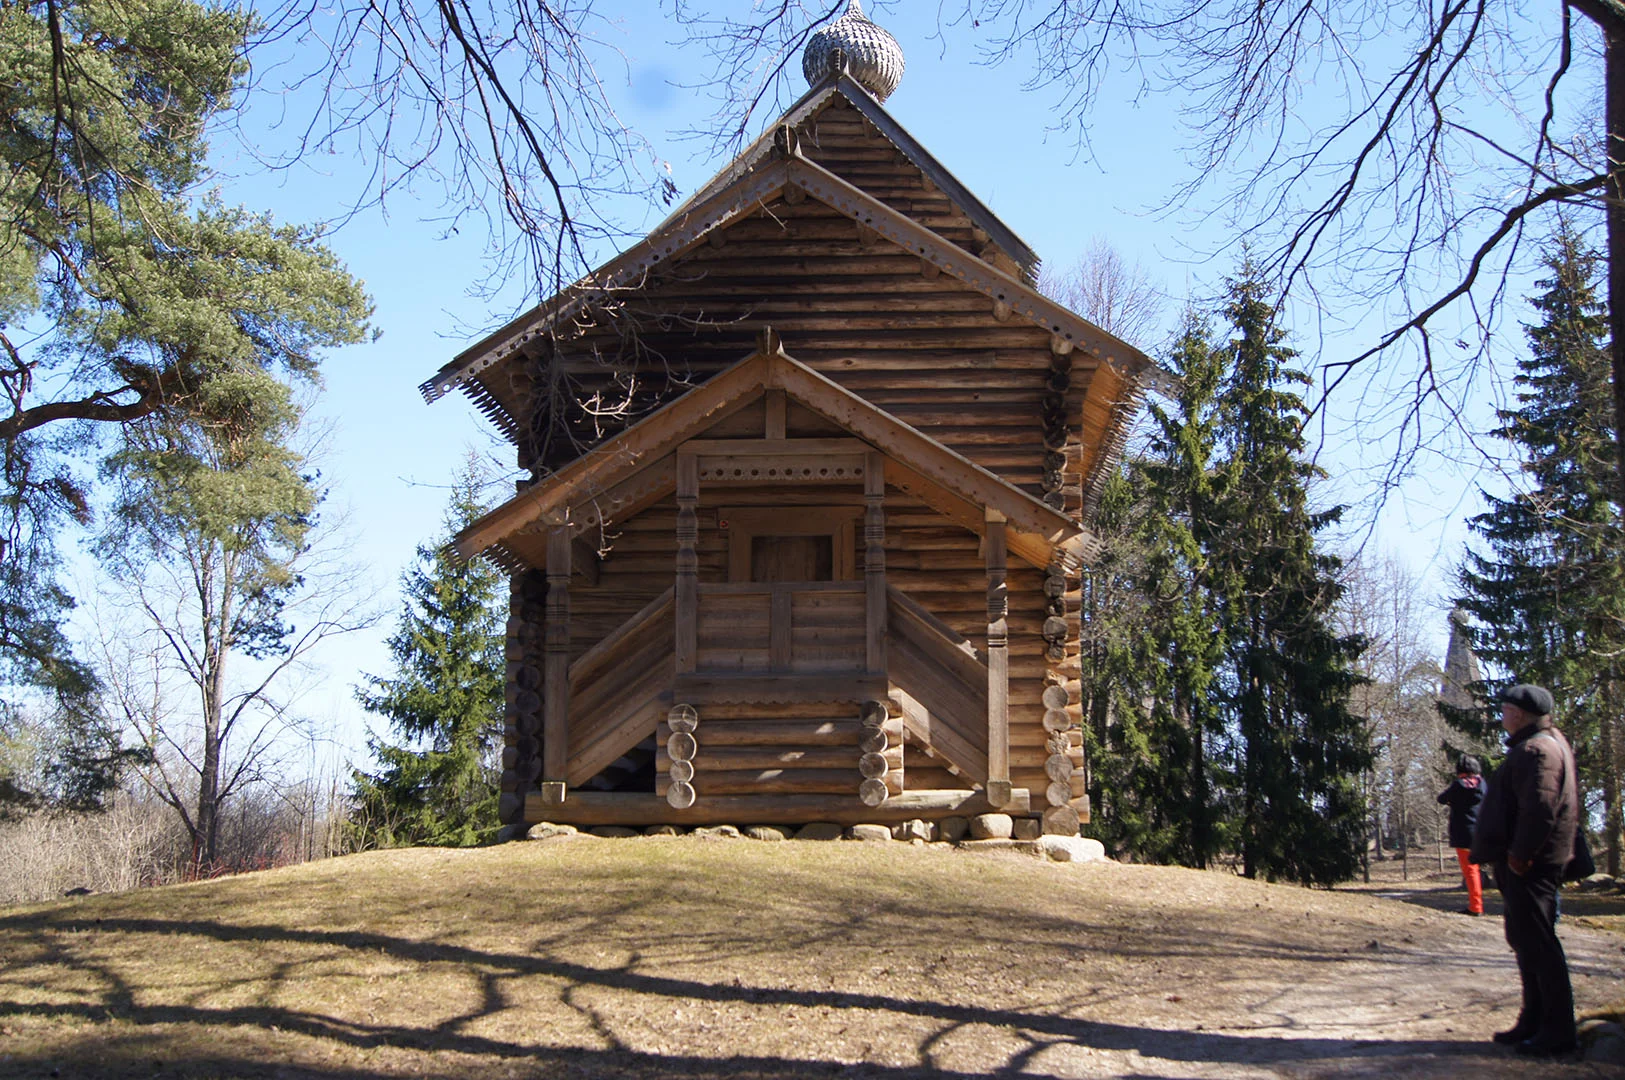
left=1211, top=267, right=1371, bottom=886
left=1457, top=226, right=1625, bottom=874
left=1081, top=313, right=1229, bottom=865
left=352, top=466, right=506, bottom=847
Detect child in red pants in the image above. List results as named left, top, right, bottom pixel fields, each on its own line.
left=1438, top=755, right=1487, bottom=915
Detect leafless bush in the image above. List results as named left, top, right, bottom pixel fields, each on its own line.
left=0, top=770, right=350, bottom=904
left=0, top=792, right=182, bottom=904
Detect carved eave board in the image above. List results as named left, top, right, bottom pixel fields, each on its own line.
left=456, top=344, right=1088, bottom=573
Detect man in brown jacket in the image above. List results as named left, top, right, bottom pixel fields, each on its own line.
left=1469, top=683, right=1579, bottom=1057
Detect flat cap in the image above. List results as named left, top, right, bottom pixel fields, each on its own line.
left=1501, top=683, right=1554, bottom=717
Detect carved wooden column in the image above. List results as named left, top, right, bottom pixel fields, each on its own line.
left=864, top=451, right=887, bottom=675
left=985, top=510, right=1011, bottom=808
left=541, top=520, right=571, bottom=805
left=675, top=452, right=699, bottom=674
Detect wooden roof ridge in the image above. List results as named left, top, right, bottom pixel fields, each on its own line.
left=421, top=147, right=1177, bottom=422
left=674, top=72, right=1040, bottom=279
left=451, top=339, right=1092, bottom=569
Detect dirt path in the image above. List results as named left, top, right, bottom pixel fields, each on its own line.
left=0, top=841, right=1621, bottom=1079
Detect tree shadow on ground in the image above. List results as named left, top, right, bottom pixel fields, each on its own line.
left=0, top=912, right=1540, bottom=1079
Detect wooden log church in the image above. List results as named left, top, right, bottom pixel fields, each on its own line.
left=419, top=0, right=1172, bottom=836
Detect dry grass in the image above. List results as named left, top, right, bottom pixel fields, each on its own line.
left=1, top=837, right=1621, bottom=1079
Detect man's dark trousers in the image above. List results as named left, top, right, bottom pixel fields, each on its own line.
left=1495, top=861, right=1574, bottom=1042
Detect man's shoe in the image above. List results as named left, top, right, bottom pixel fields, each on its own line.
left=1515, top=1036, right=1578, bottom=1057
left=1457, top=907, right=1481, bottom=916
left=1492, top=1025, right=1536, bottom=1045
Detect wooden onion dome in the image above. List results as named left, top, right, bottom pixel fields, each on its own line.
left=802, top=0, right=905, bottom=101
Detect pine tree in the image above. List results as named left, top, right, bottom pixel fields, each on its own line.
left=1457, top=226, right=1625, bottom=874
left=352, top=465, right=507, bottom=848
left=3, top=2, right=373, bottom=812
left=1211, top=267, right=1371, bottom=886
left=99, top=367, right=365, bottom=873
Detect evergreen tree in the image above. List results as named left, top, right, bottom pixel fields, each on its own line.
left=1082, top=313, right=1231, bottom=865
left=1079, top=282, right=1371, bottom=884
left=352, top=466, right=506, bottom=848
left=2, top=0, right=373, bottom=810
left=1210, top=267, right=1371, bottom=886
left=1457, top=226, right=1625, bottom=874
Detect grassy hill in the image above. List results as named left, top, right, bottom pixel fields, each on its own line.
left=1, top=836, right=1619, bottom=1078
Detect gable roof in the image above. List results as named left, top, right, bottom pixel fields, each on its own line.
left=420, top=148, right=1175, bottom=417
left=454, top=340, right=1092, bottom=572
left=677, top=72, right=1040, bottom=279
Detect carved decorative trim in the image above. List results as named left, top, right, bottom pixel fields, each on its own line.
left=1080, top=374, right=1150, bottom=524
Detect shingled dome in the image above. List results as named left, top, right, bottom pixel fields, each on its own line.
left=802, top=0, right=905, bottom=102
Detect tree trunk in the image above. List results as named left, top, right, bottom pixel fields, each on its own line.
left=194, top=553, right=234, bottom=876
left=1573, top=1, right=1625, bottom=880
left=1609, top=24, right=1625, bottom=609
left=1604, top=17, right=1625, bottom=881
left=1605, top=667, right=1623, bottom=877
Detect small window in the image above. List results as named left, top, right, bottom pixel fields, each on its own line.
left=750, top=535, right=835, bottom=582
left=721, top=507, right=859, bottom=582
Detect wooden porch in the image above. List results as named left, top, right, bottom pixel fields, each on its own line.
left=520, top=434, right=1018, bottom=825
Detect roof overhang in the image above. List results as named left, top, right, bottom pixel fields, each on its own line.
left=421, top=151, right=1176, bottom=410
left=454, top=342, right=1092, bottom=572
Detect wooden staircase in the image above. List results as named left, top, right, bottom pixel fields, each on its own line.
left=885, top=586, right=990, bottom=785
left=565, top=589, right=674, bottom=788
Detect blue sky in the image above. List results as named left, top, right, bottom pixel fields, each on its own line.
left=169, top=1, right=1570, bottom=759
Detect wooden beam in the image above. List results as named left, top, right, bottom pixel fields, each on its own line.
left=522, top=788, right=1031, bottom=827
left=571, top=538, right=601, bottom=586
left=675, top=452, right=699, bottom=674
left=676, top=718, right=861, bottom=747
left=890, top=688, right=989, bottom=784
left=984, top=512, right=1011, bottom=808
left=569, top=458, right=676, bottom=537
left=769, top=586, right=792, bottom=670
left=783, top=156, right=1170, bottom=391
left=764, top=388, right=787, bottom=439
left=543, top=525, right=572, bottom=797
left=765, top=353, right=1079, bottom=547
left=864, top=450, right=887, bottom=674
left=674, top=673, right=888, bottom=704
left=452, top=354, right=770, bottom=559
left=568, top=588, right=674, bottom=686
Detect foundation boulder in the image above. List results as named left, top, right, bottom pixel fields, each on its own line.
left=969, top=813, right=1014, bottom=840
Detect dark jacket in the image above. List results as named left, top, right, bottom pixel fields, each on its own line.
left=1437, top=774, right=1486, bottom=849
left=1469, top=718, right=1579, bottom=869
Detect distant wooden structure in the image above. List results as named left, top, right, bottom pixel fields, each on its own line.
left=420, top=2, right=1171, bottom=835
